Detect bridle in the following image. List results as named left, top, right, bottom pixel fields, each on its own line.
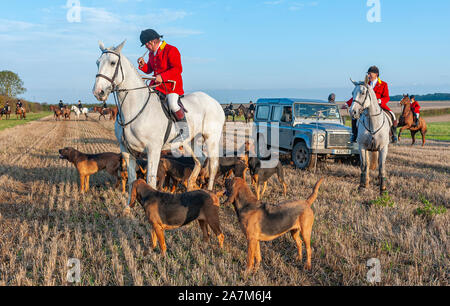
left=95, top=50, right=154, bottom=128
left=352, top=84, right=386, bottom=136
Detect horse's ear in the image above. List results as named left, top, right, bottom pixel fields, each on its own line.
left=114, top=40, right=127, bottom=53
left=364, top=75, right=369, bottom=85
left=99, top=41, right=106, bottom=52
left=350, top=78, right=358, bottom=86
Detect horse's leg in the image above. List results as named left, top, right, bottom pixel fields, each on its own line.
left=359, top=149, right=369, bottom=189
left=182, top=144, right=202, bottom=191
left=205, top=137, right=220, bottom=191
left=411, top=130, right=418, bottom=146
left=147, top=147, right=162, bottom=189
left=122, top=151, right=137, bottom=212
left=420, top=128, right=426, bottom=147
left=397, top=126, right=408, bottom=142
left=378, top=146, right=388, bottom=194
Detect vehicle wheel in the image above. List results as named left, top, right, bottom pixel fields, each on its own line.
left=292, top=141, right=316, bottom=170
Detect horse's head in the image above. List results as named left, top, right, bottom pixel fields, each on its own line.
left=93, top=40, right=127, bottom=102
left=399, top=94, right=410, bottom=106
left=349, top=77, right=371, bottom=120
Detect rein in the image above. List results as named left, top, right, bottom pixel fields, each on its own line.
left=353, top=85, right=386, bottom=136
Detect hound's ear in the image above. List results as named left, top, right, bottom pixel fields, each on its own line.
left=114, top=40, right=127, bottom=53
left=68, top=148, right=77, bottom=162
left=99, top=41, right=106, bottom=52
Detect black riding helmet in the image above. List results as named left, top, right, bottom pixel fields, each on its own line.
left=367, top=66, right=380, bottom=76
left=140, top=29, right=163, bottom=47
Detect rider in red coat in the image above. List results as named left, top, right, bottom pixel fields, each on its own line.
left=410, top=95, right=421, bottom=127
left=344, top=66, right=397, bottom=143
left=138, top=29, right=188, bottom=143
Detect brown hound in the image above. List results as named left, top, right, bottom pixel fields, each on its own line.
left=130, top=179, right=224, bottom=255
left=224, top=177, right=324, bottom=273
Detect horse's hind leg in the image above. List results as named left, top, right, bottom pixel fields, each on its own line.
left=378, top=147, right=388, bottom=194
left=420, top=128, right=426, bottom=147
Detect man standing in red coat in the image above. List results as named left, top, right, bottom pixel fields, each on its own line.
left=410, top=95, right=421, bottom=127
left=138, top=29, right=189, bottom=143
left=343, top=66, right=397, bottom=143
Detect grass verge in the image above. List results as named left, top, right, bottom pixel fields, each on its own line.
left=0, top=112, right=52, bottom=132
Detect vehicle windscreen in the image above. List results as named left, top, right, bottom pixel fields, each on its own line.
left=294, top=104, right=341, bottom=120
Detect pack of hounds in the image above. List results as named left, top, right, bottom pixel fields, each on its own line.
left=58, top=142, right=324, bottom=273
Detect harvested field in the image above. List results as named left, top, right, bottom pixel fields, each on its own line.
left=0, top=116, right=448, bottom=286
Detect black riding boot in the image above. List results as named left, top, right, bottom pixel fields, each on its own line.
left=391, top=126, right=398, bottom=143
left=351, top=119, right=358, bottom=143
left=414, top=116, right=419, bottom=127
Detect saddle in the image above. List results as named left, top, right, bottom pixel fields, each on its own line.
left=155, top=91, right=188, bottom=144
left=381, top=109, right=396, bottom=127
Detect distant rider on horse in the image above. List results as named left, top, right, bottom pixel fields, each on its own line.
left=410, top=95, right=421, bottom=127
left=78, top=100, right=83, bottom=111
left=102, top=101, right=108, bottom=112
left=248, top=101, right=255, bottom=114
left=343, top=66, right=398, bottom=143
left=138, top=29, right=188, bottom=143
left=16, top=99, right=24, bottom=112
left=59, top=100, right=65, bottom=111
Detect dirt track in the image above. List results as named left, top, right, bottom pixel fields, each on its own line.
left=0, top=116, right=448, bottom=285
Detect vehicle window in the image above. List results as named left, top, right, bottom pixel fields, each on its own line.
left=256, top=105, right=270, bottom=120
left=294, top=104, right=341, bottom=120
left=281, top=107, right=293, bottom=123
left=271, top=106, right=282, bottom=121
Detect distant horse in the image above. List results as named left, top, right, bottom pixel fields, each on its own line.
left=62, top=107, right=71, bottom=120
left=350, top=77, right=392, bottom=194
left=237, top=104, right=254, bottom=123
left=398, top=95, right=427, bottom=147
left=0, top=105, right=11, bottom=120
left=224, top=105, right=236, bottom=122
left=71, top=105, right=89, bottom=121
left=93, top=106, right=110, bottom=120
left=93, top=40, right=224, bottom=211
left=50, top=105, right=63, bottom=121
left=16, top=107, right=26, bottom=120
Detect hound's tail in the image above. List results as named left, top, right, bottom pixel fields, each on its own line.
left=306, top=178, right=325, bottom=207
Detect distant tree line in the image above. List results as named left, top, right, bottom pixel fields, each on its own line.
left=390, top=93, right=450, bottom=101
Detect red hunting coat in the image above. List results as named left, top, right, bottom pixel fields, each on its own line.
left=347, top=78, right=391, bottom=112
left=411, top=101, right=420, bottom=114
left=139, top=41, right=184, bottom=96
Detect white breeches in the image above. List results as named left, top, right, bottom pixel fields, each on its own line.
left=168, top=93, right=181, bottom=113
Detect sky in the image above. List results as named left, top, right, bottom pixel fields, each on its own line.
left=1, top=0, right=449, bottom=104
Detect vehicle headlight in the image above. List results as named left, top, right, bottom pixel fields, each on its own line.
left=318, top=135, right=325, bottom=143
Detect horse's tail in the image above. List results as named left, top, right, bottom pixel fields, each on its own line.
left=370, top=151, right=378, bottom=171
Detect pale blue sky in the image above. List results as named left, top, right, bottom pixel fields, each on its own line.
left=1, top=0, right=449, bottom=104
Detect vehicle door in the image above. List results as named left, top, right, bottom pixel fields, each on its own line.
left=279, top=106, right=294, bottom=149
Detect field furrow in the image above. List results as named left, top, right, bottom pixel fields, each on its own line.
left=0, top=117, right=448, bottom=286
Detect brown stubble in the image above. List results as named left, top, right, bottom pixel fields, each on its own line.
left=0, top=118, right=448, bottom=286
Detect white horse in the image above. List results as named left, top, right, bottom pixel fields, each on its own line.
left=71, top=106, right=89, bottom=121
left=92, top=41, right=225, bottom=210
left=349, top=77, right=391, bottom=194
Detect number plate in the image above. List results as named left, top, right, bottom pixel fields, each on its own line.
left=332, top=149, right=351, bottom=155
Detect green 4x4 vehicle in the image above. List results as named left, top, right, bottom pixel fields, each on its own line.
left=253, top=98, right=359, bottom=170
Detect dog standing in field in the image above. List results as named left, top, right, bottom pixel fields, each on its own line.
left=59, top=147, right=125, bottom=193
left=248, top=157, right=287, bottom=200
left=223, top=177, right=324, bottom=273
left=129, top=179, right=225, bottom=255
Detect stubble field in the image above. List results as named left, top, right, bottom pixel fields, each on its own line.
left=0, top=115, right=448, bottom=286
